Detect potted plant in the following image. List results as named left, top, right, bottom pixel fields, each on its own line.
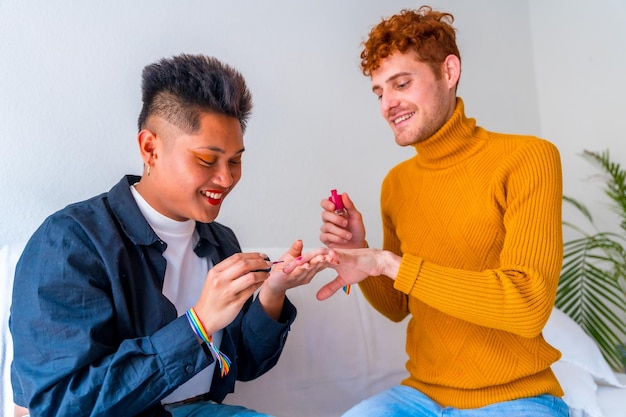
left=557, top=149, right=626, bottom=371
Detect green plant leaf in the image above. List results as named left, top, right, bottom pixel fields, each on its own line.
left=558, top=149, right=626, bottom=371
left=563, top=195, right=593, bottom=224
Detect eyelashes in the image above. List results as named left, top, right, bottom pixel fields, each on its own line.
left=194, top=154, right=241, bottom=167
left=197, top=156, right=218, bottom=167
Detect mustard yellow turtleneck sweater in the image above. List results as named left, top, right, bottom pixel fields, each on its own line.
left=359, top=98, right=564, bottom=408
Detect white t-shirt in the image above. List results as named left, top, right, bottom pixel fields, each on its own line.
left=130, top=186, right=222, bottom=404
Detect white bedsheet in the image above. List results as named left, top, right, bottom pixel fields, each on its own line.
left=597, top=373, right=626, bottom=417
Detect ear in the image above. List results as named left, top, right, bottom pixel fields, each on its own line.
left=137, top=128, right=158, bottom=167
left=441, top=54, right=461, bottom=90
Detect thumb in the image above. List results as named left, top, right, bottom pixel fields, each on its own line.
left=286, top=239, right=304, bottom=258
left=316, top=276, right=345, bottom=301
left=341, top=192, right=356, bottom=211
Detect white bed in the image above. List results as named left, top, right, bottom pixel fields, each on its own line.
left=2, top=244, right=625, bottom=417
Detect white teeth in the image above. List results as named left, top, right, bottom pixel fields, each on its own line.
left=393, top=113, right=413, bottom=125
left=202, top=191, right=223, bottom=200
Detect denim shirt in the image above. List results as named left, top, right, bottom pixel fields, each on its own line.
left=10, top=175, right=296, bottom=417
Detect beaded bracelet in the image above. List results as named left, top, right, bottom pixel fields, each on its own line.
left=186, top=307, right=231, bottom=377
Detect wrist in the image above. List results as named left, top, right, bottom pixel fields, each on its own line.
left=259, top=285, right=286, bottom=304
left=186, top=307, right=212, bottom=345
left=382, top=250, right=401, bottom=280
left=186, top=307, right=232, bottom=377
left=258, top=285, right=286, bottom=321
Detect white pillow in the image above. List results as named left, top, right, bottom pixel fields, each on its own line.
left=551, top=360, right=601, bottom=417
left=544, top=307, right=624, bottom=387
left=544, top=307, right=625, bottom=417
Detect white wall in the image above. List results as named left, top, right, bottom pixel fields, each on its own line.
left=529, top=0, right=626, bottom=237
left=2, top=0, right=622, bottom=253
left=0, top=0, right=536, bottom=250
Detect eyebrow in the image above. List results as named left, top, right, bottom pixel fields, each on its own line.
left=198, top=146, right=246, bottom=155
left=371, top=71, right=412, bottom=93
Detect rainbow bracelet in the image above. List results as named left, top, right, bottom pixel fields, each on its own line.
left=186, top=307, right=231, bottom=377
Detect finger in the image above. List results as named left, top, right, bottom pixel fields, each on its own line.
left=304, top=261, right=334, bottom=278
left=291, top=264, right=327, bottom=286
left=340, top=192, right=356, bottom=211
left=320, top=221, right=352, bottom=239
left=212, top=253, right=271, bottom=278
left=233, top=271, right=270, bottom=294
left=321, top=209, right=349, bottom=228
left=321, top=198, right=336, bottom=212
left=283, top=248, right=330, bottom=273
left=320, top=233, right=352, bottom=248
left=238, top=280, right=264, bottom=299
left=308, top=253, right=338, bottom=265
left=316, top=276, right=345, bottom=301
left=285, top=239, right=304, bottom=259
left=215, top=252, right=271, bottom=275
left=244, top=254, right=274, bottom=273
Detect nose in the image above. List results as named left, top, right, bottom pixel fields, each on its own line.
left=212, top=163, right=235, bottom=188
left=380, top=90, right=400, bottom=115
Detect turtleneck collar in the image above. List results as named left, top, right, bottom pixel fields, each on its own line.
left=412, top=97, right=487, bottom=169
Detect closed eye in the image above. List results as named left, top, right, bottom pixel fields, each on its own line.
left=197, top=156, right=216, bottom=167
left=397, top=80, right=410, bottom=90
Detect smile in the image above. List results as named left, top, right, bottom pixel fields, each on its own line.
left=392, top=112, right=414, bottom=125
left=201, top=190, right=224, bottom=206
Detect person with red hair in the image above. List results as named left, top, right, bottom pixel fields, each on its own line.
left=313, top=6, right=568, bottom=417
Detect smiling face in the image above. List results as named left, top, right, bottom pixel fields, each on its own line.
left=371, top=51, right=459, bottom=147
left=135, top=111, right=244, bottom=223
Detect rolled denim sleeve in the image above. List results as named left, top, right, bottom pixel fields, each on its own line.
left=237, top=296, right=296, bottom=380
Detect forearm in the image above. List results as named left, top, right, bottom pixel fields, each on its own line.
left=352, top=224, right=408, bottom=321
left=351, top=248, right=408, bottom=322
left=399, top=256, right=557, bottom=337
left=14, top=316, right=209, bottom=416
left=235, top=297, right=296, bottom=381
left=359, top=274, right=409, bottom=322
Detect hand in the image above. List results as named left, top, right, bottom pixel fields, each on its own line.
left=258, top=241, right=332, bottom=319
left=291, top=248, right=400, bottom=301
left=320, top=192, right=366, bottom=249
left=262, top=240, right=330, bottom=294
left=193, top=252, right=273, bottom=335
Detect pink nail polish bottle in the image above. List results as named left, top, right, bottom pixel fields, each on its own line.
left=329, top=189, right=347, bottom=217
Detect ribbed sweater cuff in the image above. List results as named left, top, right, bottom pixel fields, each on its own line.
left=394, top=254, right=423, bottom=295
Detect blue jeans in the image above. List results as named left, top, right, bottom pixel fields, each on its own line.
left=342, top=385, right=569, bottom=417
left=165, top=400, right=274, bottom=417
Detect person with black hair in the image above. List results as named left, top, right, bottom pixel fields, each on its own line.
left=10, top=54, right=324, bottom=417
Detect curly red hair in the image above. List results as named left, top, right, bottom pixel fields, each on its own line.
left=360, top=6, right=460, bottom=78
